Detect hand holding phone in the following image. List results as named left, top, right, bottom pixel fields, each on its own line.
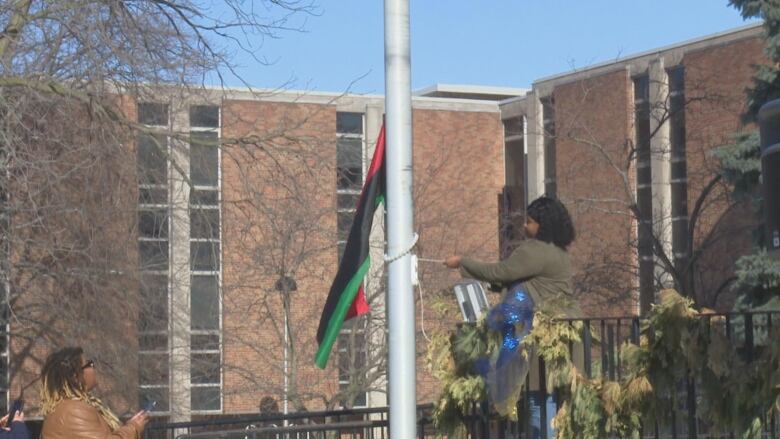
left=7, top=399, right=23, bottom=423
left=141, top=400, right=157, bottom=413
left=128, top=409, right=150, bottom=431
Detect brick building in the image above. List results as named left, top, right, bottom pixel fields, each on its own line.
left=117, top=89, right=507, bottom=421
left=499, top=23, right=765, bottom=315
left=2, top=22, right=768, bottom=423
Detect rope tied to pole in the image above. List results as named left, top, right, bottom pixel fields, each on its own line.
left=383, top=232, right=419, bottom=262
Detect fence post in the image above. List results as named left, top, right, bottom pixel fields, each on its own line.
left=481, top=400, right=490, bottom=439
left=539, top=358, right=548, bottom=439
left=616, top=319, right=622, bottom=381
left=582, top=319, right=592, bottom=379
left=607, top=324, right=616, bottom=381
left=686, top=372, right=697, bottom=439
left=523, top=375, right=532, bottom=439
left=600, top=321, right=607, bottom=379
left=744, top=313, right=754, bottom=362
left=631, top=318, right=640, bottom=345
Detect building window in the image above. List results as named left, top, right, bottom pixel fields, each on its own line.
left=503, top=117, right=524, bottom=189
left=137, top=103, right=223, bottom=413
left=336, top=112, right=364, bottom=261
left=335, top=112, right=367, bottom=407
left=137, top=102, right=171, bottom=412
left=633, top=75, right=654, bottom=308
left=338, top=317, right=368, bottom=407
left=189, top=105, right=222, bottom=412
left=138, top=103, right=169, bottom=126
left=0, top=170, right=9, bottom=412
left=0, top=297, right=8, bottom=413
left=541, top=97, right=557, bottom=198
left=337, top=113, right=363, bottom=192
left=667, top=67, right=689, bottom=290
left=501, top=117, right=525, bottom=256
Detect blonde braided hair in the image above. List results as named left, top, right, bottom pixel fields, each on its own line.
left=40, top=347, right=121, bottom=430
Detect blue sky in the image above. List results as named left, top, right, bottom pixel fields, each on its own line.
left=221, top=1, right=759, bottom=94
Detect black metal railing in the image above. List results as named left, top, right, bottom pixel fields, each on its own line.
left=143, top=404, right=437, bottom=439
left=141, top=311, right=780, bottom=439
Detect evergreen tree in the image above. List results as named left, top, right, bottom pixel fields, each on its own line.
left=730, top=0, right=780, bottom=121
left=715, top=1, right=780, bottom=309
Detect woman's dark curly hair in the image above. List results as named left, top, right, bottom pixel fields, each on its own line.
left=526, top=196, right=575, bottom=250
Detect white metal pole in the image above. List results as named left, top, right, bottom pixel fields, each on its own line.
left=384, top=1, right=416, bottom=438
left=283, top=299, right=289, bottom=426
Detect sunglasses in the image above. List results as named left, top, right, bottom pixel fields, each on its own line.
left=81, top=359, right=95, bottom=370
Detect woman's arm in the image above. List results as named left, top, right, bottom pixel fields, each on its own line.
left=452, top=243, right=545, bottom=285
left=68, top=403, right=142, bottom=439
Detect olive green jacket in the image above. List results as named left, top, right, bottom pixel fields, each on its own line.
left=459, top=239, right=578, bottom=317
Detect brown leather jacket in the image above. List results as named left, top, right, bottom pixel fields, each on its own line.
left=41, top=400, right=140, bottom=439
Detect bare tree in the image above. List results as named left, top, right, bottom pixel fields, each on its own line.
left=0, top=0, right=507, bottom=418
left=543, top=58, right=761, bottom=316
left=207, top=105, right=504, bottom=411
left=0, top=0, right=315, bottom=415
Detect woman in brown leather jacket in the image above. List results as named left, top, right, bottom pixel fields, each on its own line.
left=40, top=347, right=149, bottom=439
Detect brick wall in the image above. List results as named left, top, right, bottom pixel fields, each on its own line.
left=411, top=108, right=504, bottom=402
left=683, top=36, right=765, bottom=308
left=552, top=69, right=637, bottom=315
left=538, top=34, right=767, bottom=314
left=219, top=100, right=504, bottom=410
left=220, top=99, right=337, bottom=413
left=10, top=94, right=140, bottom=416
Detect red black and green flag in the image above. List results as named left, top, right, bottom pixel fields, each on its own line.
left=315, top=125, right=386, bottom=369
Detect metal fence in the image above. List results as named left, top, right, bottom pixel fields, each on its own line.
left=143, top=405, right=438, bottom=439
left=142, top=311, right=780, bottom=439
left=464, top=310, right=780, bottom=439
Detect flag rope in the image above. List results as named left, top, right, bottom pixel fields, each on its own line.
left=383, top=232, right=419, bottom=262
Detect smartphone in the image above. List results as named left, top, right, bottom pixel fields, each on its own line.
left=7, top=399, right=23, bottom=423
left=142, top=400, right=157, bottom=413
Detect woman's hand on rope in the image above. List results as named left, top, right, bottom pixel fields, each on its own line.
left=444, top=256, right=461, bottom=269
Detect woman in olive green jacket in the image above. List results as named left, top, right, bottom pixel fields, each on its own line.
left=444, top=196, right=576, bottom=438
left=444, top=196, right=577, bottom=317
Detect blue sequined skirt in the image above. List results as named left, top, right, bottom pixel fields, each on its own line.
left=475, top=281, right=534, bottom=416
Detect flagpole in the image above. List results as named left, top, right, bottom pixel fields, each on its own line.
left=384, top=0, right=416, bottom=438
